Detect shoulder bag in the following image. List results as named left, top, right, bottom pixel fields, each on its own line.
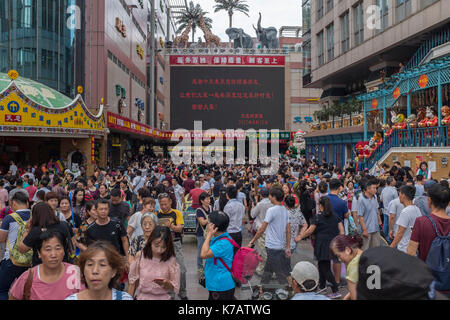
left=22, top=268, right=34, bottom=300
left=196, top=206, right=210, bottom=238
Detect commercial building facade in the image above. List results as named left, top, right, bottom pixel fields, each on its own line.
left=303, top=0, right=450, bottom=168
left=0, top=0, right=84, bottom=98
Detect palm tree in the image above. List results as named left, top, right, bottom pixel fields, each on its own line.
left=214, top=0, right=250, bottom=29
left=176, top=1, right=213, bottom=43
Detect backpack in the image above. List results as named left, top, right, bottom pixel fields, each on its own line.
left=424, top=215, right=450, bottom=291
left=214, top=236, right=262, bottom=285
left=7, top=212, right=33, bottom=267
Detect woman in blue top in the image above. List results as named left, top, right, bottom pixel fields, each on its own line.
left=200, top=212, right=236, bottom=300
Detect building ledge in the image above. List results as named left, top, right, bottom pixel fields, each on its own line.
left=305, top=126, right=364, bottom=138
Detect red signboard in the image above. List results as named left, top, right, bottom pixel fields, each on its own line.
left=371, top=99, right=378, bottom=109
left=107, top=112, right=171, bottom=139
left=90, top=136, right=95, bottom=164
left=418, top=74, right=428, bottom=88
left=5, top=115, right=22, bottom=123
left=393, top=87, right=401, bottom=100
left=170, top=55, right=285, bottom=66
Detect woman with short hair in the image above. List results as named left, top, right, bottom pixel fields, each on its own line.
left=196, top=192, right=211, bottom=272
left=10, top=230, right=83, bottom=300
left=128, top=213, right=158, bottom=262
left=65, top=241, right=133, bottom=300
left=200, top=212, right=236, bottom=300
left=416, top=161, right=431, bottom=180
left=330, top=234, right=364, bottom=300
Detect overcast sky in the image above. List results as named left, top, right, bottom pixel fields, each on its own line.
left=191, top=0, right=302, bottom=40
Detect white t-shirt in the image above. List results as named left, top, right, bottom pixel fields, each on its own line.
left=389, top=198, right=404, bottom=235
left=395, top=205, right=422, bottom=253
left=132, top=176, right=145, bottom=195
left=201, top=181, right=210, bottom=191
left=127, top=212, right=143, bottom=240
left=264, top=205, right=289, bottom=250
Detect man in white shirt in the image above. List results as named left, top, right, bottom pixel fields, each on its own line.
left=388, top=197, right=404, bottom=240
left=132, top=170, right=145, bottom=196
left=390, top=185, right=422, bottom=253
left=199, top=175, right=210, bottom=192
left=9, top=161, right=17, bottom=176
left=249, top=187, right=273, bottom=275
left=248, top=187, right=291, bottom=285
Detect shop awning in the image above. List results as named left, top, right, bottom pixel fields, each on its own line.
left=0, top=71, right=106, bottom=137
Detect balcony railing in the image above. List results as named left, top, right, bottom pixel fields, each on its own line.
left=365, top=126, right=449, bottom=169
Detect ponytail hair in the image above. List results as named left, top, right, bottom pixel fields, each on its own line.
left=330, top=234, right=363, bottom=253
left=319, top=196, right=333, bottom=217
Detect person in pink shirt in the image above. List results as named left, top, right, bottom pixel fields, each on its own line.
left=25, top=179, right=37, bottom=204
left=128, top=226, right=180, bottom=300
left=9, top=230, right=84, bottom=300
left=0, top=181, right=8, bottom=213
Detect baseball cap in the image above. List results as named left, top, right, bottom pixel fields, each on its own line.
left=259, top=187, right=269, bottom=197
left=290, top=261, right=319, bottom=292
left=199, top=174, right=205, bottom=178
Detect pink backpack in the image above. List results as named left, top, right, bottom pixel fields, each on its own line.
left=214, top=237, right=262, bottom=285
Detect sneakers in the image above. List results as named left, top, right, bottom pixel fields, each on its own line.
left=316, top=286, right=328, bottom=294
left=327, top=292, right=342, bottom=299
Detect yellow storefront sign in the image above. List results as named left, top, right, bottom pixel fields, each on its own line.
left=0, top=91, right=104, bottom=133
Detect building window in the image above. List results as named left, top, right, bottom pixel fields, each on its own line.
left=302, top=0, right=311, bottom=35
left=340, top=11, right=350, bottom=53
left=317, top=31, right=324, bottom=66
left=327, top=23, right=334, bottom=61
left=302, top=39, right=311, bottom=76
left=395, top=0, right=411, bottom=23
left=326, top=0, right=333, bottom=12
left=353, top=2, right=364, bottom=47
left=420, top=0, right=438, bottom=10
left=377, top=0, right=389, bottom=32
left=317, top=0, right=324, bottom=20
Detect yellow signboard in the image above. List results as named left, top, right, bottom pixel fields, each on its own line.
left=137, top=44, right=144, bottom=60
left=0, top=91, right=104, bottom=133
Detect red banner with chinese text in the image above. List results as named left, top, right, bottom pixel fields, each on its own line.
left=170, top=55, right=285, bottom=66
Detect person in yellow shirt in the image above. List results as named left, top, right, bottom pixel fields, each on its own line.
left=330, top=234, right=364, bottom=300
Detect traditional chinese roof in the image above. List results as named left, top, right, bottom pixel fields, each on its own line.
left=0, top=72, right=73, bottom=109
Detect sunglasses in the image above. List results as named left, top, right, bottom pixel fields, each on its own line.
left=157, top=193, right=169, bottom=199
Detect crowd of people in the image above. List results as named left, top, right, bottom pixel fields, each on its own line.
left=0, top=156, right=449, bottom=300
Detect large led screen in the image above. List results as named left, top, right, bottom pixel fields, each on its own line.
left=170, top=66, right=285, bottom=130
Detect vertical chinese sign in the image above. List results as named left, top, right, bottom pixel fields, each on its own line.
left=91, top=136, right=95, bottom=164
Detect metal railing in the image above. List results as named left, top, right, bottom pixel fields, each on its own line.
left=405, top=25, right=450, bottom=70
left=365, top=126, right=449, bottom=169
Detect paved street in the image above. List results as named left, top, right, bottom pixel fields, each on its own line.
left=181, top=229, right=349, bottom=300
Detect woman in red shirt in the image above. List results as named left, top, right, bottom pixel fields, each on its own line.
left=25, top=178, right=38, bottom=204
